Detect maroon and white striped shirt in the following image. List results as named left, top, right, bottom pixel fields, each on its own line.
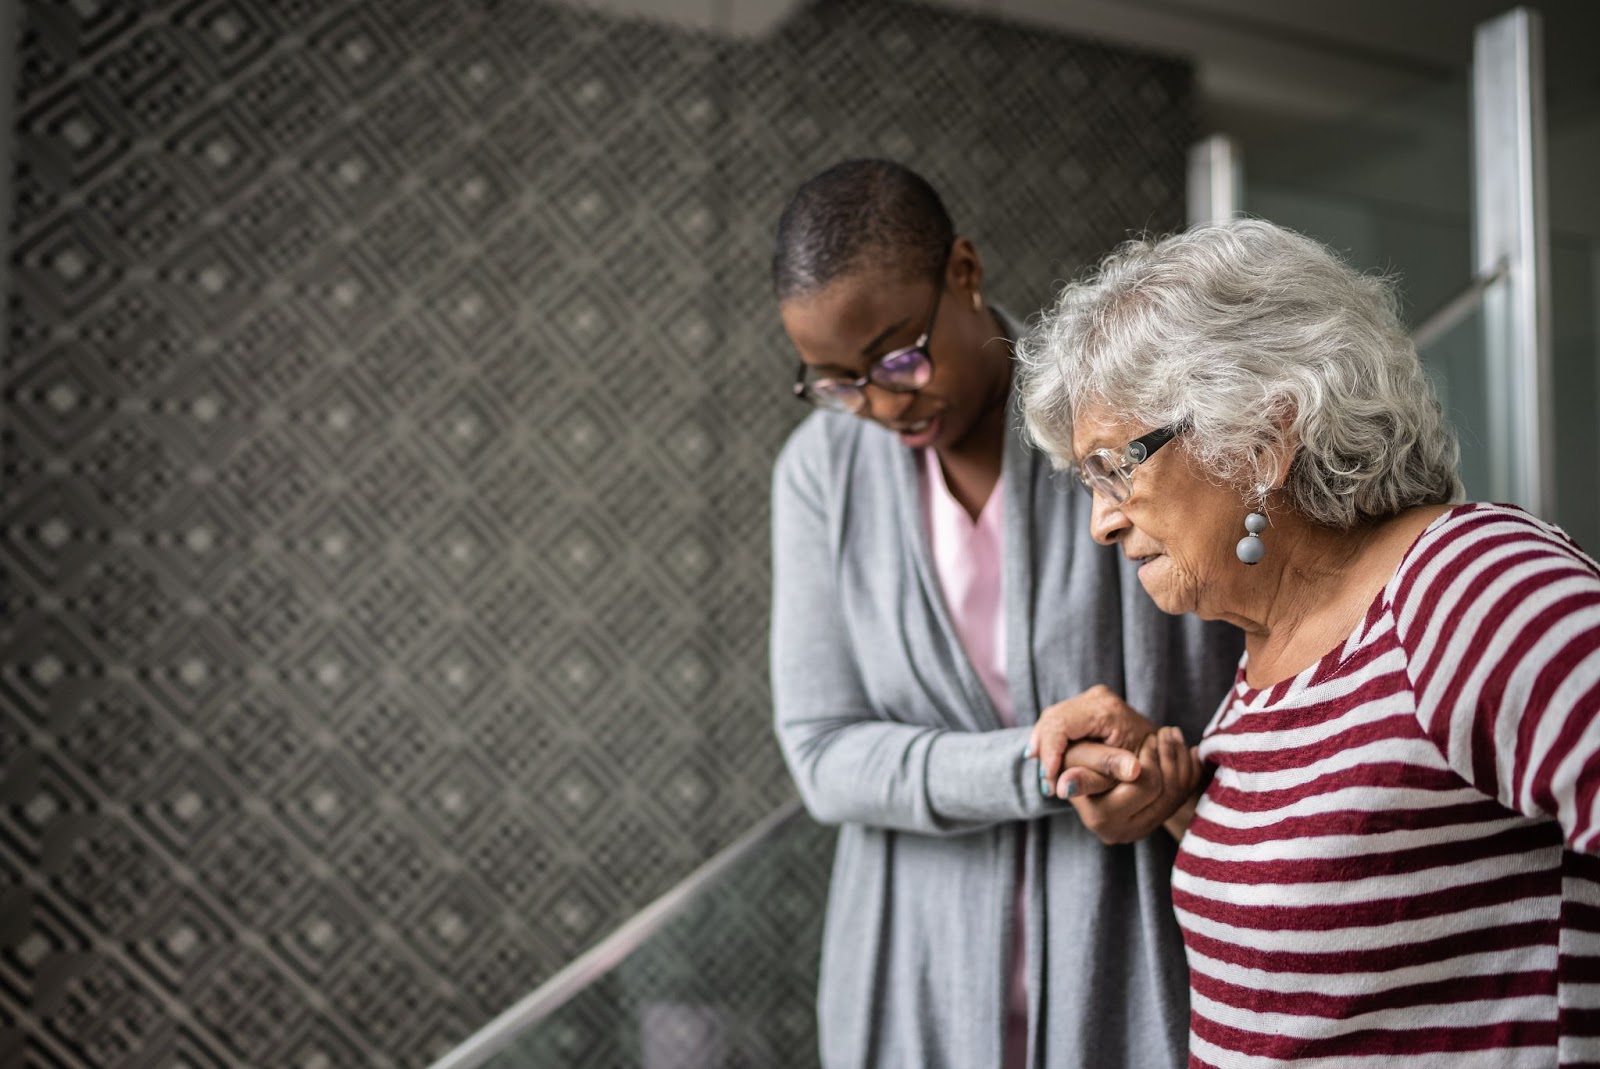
left=1176, top=503, right=1600, bottom=1068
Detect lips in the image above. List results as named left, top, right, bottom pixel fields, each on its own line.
left=892, top=413, right=941, bottom=448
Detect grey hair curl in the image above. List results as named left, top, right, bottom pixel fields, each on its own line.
left=1018, top=218, right=1463, bottom=529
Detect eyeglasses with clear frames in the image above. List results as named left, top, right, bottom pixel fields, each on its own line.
left=1072, top=424, right=1183, bottom=502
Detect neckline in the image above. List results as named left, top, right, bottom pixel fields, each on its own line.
left=924, top=446, right=1005, bottom=529
left=1231, top=502, right=1479, bottom=705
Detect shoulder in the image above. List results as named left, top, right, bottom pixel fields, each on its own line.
left=1394, top=503, right=1597, bottom=595
left=773, top=410, right=887, bottom=511
left=776, top=410, right=855, bottom=475
left=1388, top=502, right=1600, bottom=647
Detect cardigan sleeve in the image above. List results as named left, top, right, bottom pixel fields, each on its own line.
left=770, top=419, right=1068, bottom=836
left=1393, top=505, right=1600, bottom=853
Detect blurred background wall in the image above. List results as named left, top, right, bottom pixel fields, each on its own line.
left=0, top=1, right=1196, bottom=1066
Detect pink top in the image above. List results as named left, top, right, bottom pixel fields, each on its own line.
left=922, top=449, right=1013, bottom=724
left=921, top=450, right=1027, bottom=1069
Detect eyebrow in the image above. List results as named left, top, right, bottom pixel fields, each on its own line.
left=803, top=315, right=919, bottom=378
left=1072, top=434, right=1113, bottom=463
left=860, top=317, right=913, bottom=358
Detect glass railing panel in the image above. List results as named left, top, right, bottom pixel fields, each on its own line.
left=1245, top=77, right=1472, bottom=226
left=1549, top=232, right=1599, bottom=553
left=1414, top=292, right=1493, bottom=506
left=478, top=808, right=835, bottom=1069
left=1543, top=3, right=1600, bottom=550
left=1242, top=75, right=1500, bottom=500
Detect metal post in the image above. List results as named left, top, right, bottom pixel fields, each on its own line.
left=1187, top=134, right=1242, bottom=227
left=1473, top=8, right=1552, bottom=515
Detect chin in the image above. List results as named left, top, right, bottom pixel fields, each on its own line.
left=931, top=417, right=966, bottom=452
left=1135, top=564, right=1193, bottom=617
left=1140, top=583, right=1187, bottom=616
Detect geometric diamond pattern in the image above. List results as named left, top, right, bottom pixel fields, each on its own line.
left=2, top=0, right=1193, bottom=1065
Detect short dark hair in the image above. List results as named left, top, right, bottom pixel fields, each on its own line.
left=771, top=159, right=954, bottom=302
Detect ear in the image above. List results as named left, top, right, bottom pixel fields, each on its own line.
left=1257, top=407, right=1299, bottom=495
left=947, top=236, right=983, bottom=300
left=1263, top=441, right=1296, bottom=494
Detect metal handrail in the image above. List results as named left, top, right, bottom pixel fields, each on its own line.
left=1411, top=257, right=1507, bottom=351
left=427, top=797, right=807, bottom=1069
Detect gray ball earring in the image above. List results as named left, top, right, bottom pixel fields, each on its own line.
left=1236, top=512, right=1268, bottom=565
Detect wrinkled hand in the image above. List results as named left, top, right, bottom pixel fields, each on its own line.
left=1027, top=685, right=1157, bottom=800
left=1069, top=727, right=1204, bottom=844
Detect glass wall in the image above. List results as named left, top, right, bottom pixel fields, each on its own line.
left=1244, top=78, right=1488, bottom=496
left=1244, top=70, right=1599, bottom=554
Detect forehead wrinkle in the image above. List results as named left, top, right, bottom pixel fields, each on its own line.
left=1071, top=403, right=1130, bottom=460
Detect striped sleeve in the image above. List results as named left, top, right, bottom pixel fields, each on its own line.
left=1392, top=505, right=1600, bottom=853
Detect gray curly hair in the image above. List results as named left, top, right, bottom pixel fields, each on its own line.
left=1018, top=218, right=1463, bottom=529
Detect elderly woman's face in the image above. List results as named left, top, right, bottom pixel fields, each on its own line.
left=1072, top=405, right=1244, bottom=619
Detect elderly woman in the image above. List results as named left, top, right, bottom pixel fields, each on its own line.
left=1019, top=218, right=1600, bottom=1067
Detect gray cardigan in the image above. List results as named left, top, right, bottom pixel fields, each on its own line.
left=770, top=380, right=1242, bottom=1069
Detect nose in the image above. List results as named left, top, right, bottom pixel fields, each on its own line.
left=1088, top=490, right=1130, bottom=546
left=860, top=384, right=916, bottom=424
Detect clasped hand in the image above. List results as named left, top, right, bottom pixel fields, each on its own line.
left=1026, top=685, right=1202, bottom=844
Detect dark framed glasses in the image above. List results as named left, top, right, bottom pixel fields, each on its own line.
left=792, top=277, right=944, bottom=415
left=1072, top=424, right=1183, bottom=502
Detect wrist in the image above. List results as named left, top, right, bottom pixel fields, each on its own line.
left=1163, top=794, right=1200, bottom=842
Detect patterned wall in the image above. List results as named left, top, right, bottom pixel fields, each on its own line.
left=0, top=0, right=1194, bottom=1066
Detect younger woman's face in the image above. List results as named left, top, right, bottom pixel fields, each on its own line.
left=778, top=239, right=1006, bottom=453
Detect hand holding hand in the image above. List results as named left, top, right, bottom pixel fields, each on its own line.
left=1068, top=726, right=1204, bottom=844
left=1027, top=685, right=1157, bottom=800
